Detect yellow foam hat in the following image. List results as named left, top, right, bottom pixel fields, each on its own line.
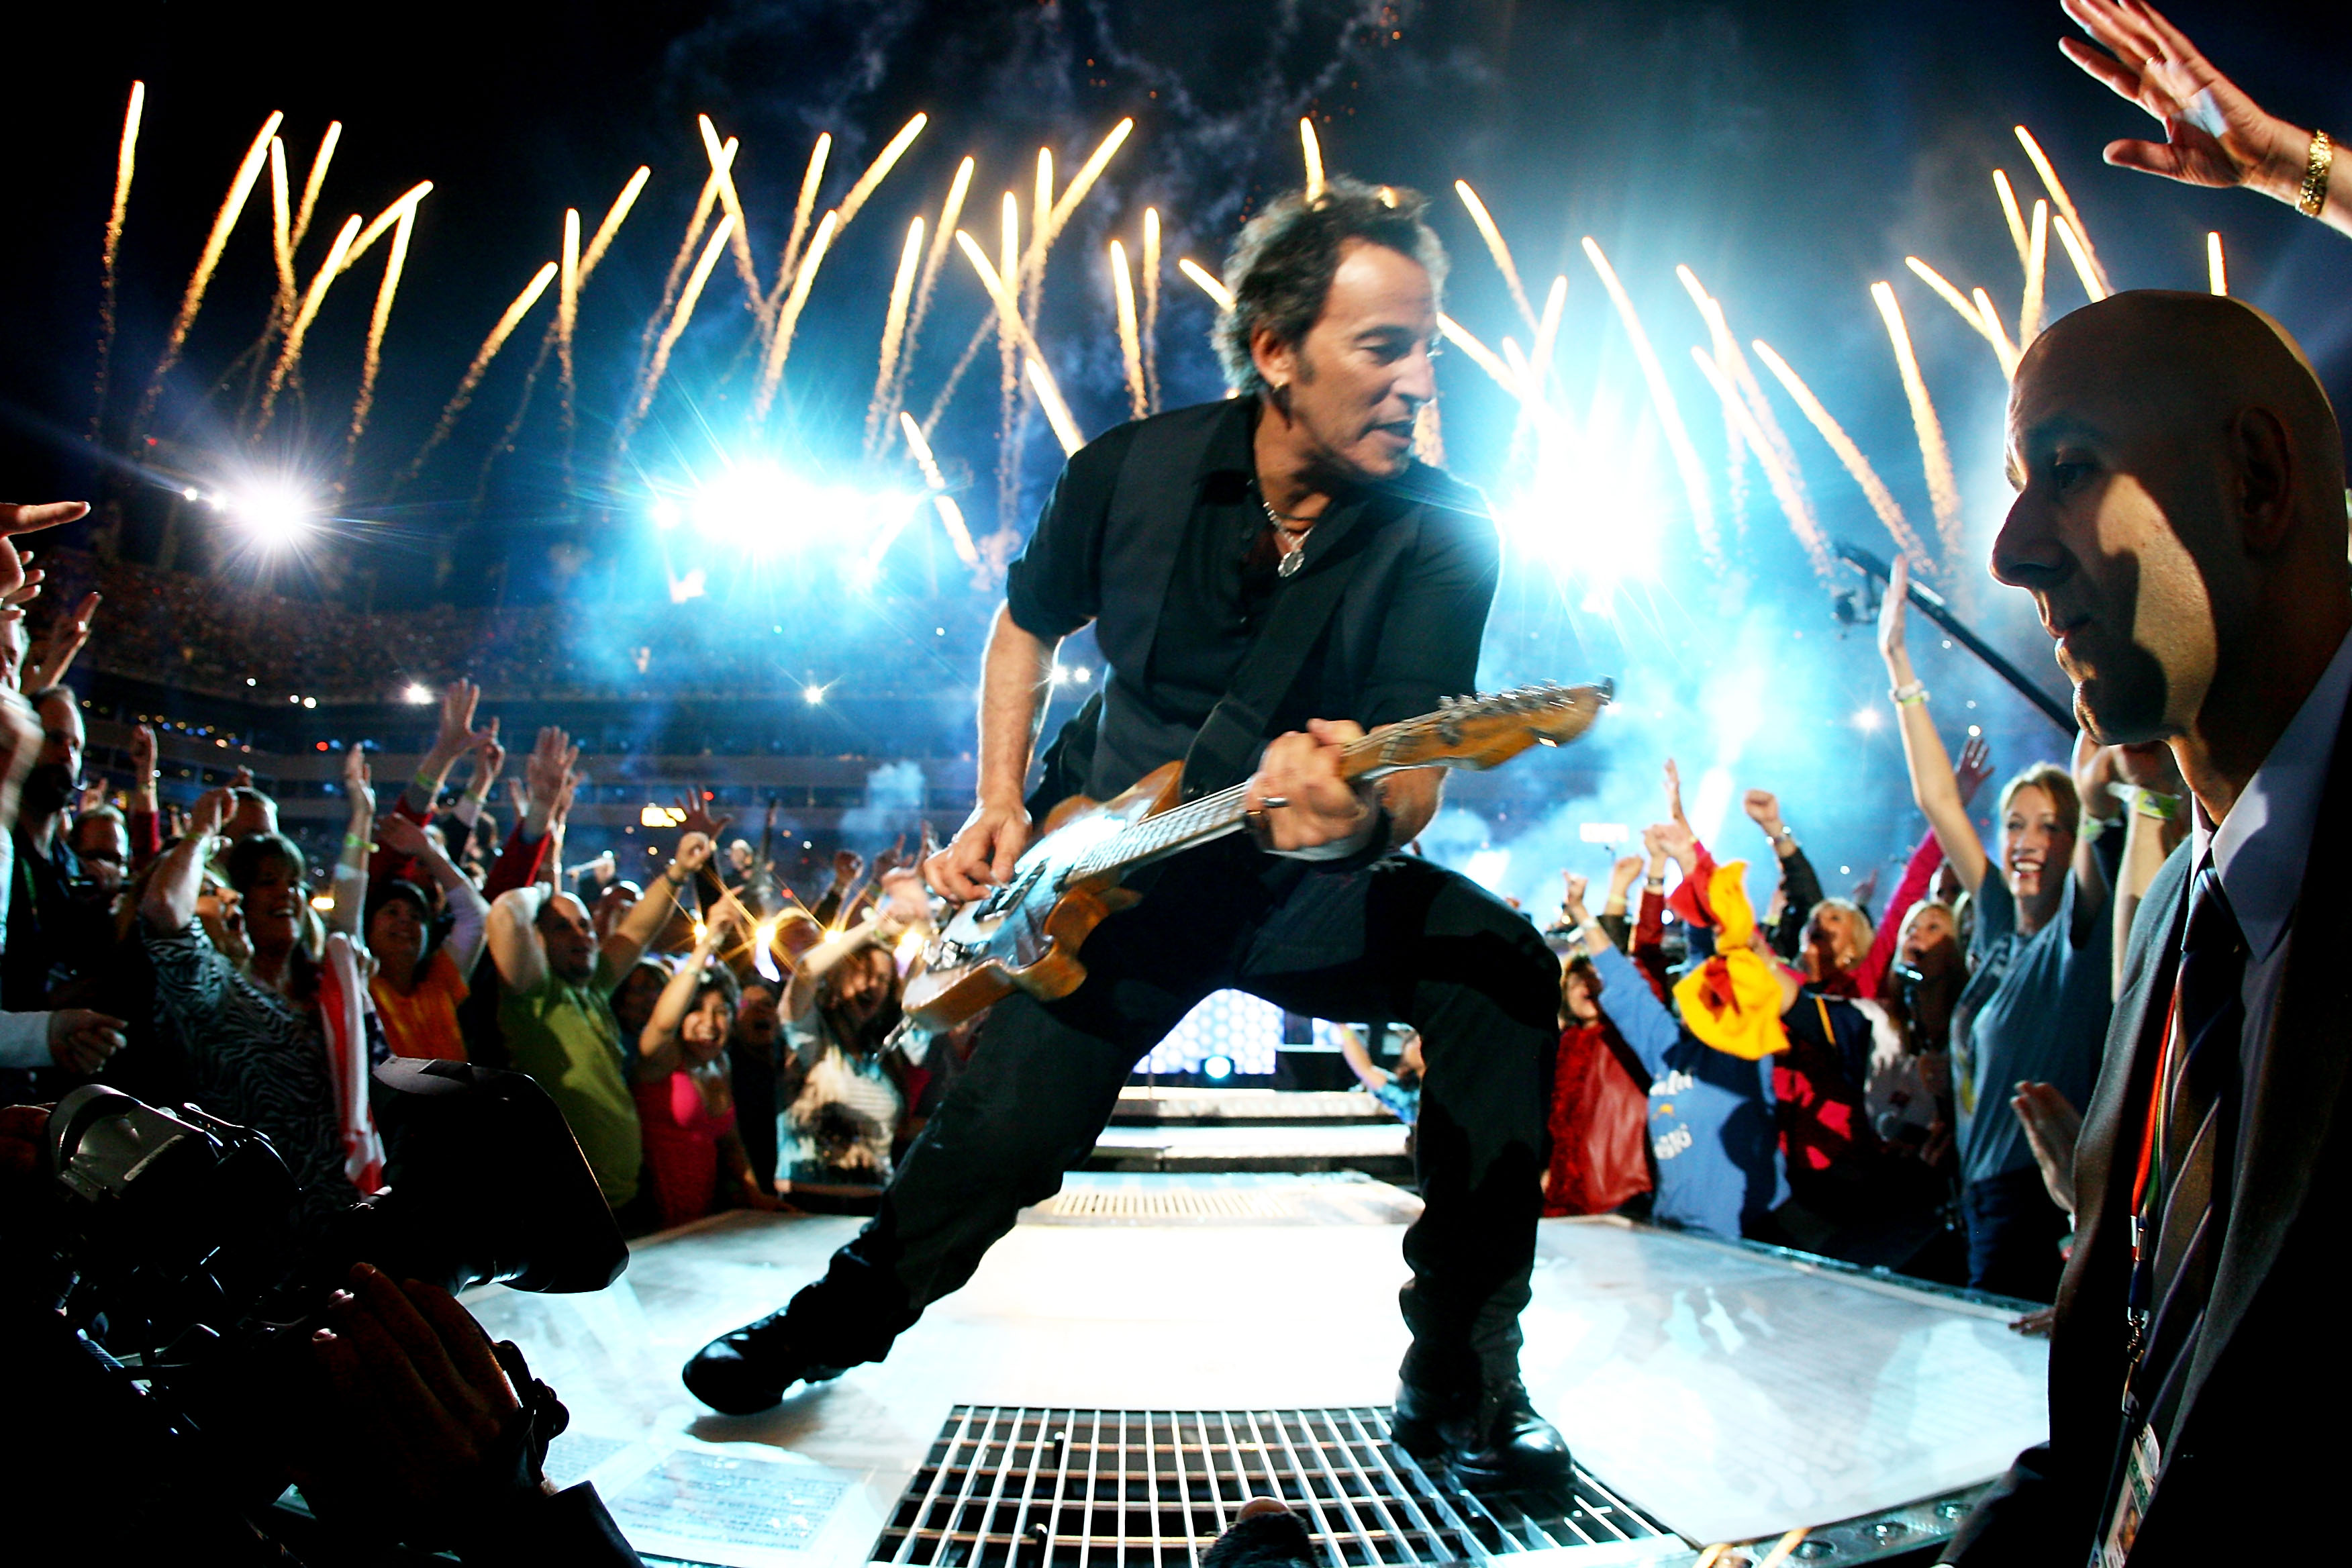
left=1671, top=860, right=1790, bottom=1061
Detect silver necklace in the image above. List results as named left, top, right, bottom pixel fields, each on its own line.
left=1259, top=497, right=1315, bottom=578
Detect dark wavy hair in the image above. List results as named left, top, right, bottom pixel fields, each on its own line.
left=1212, top=176, right=1448, bottom=397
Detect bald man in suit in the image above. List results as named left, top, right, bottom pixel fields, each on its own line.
left=1945, top=292, right=2351, bottom=1563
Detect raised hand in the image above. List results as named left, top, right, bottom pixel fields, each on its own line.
left=674, top=831, right=716, bottom=875
left=1878, top=553, right=1914, bottom=679
left=831, top=848, right=865, bottom=888
left=430, top=679, right=495, bottom=762
left=2059, top=0, right=2311, bottom=196
left=342, top=744, right=375, bottom=818
left=466, top=722, right=505, bottom=795
left=1653, top=818, right=1698, bottom=875
left=521, top=726, right=577, bottom=834
left=1662, top=758, right=1688, bottom=829
left=1954, top=735, right=1994, bottom=805
left=23, top=591, right=101, bottom=691
left=375, top=812, right=436, bottom=862
left=0, top=503, right=85, bottom=626
left=673, top=785, right=732, bottom=842
left=1561, top=872, right=1590, bottom=922
left=1606, top=853, right=1645, bottom=899
left=129, top=722, right=158, bottom=784
left=874, top=833, right=910, bottom=877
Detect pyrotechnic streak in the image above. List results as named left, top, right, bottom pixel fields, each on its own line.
left=1679, top=265, right=1814, bottom=549
left=1302, top=118, right=1325, bottom=201
left=2020, top=200, right=2049, bottom=346
left=1691, top=347, right=1832, bottom=584
left=291, top=121, right=340, bottom=254
left=2015, top=125, right=2110, bottom=295
left=1026, top=358, right=1084, bottom=456
left=1455, top=181, right=1537, bottom=330
left=1871, top=281, right=1964, bottom=565
left=580, top=166, right=649, bottom=281
left=1111, top=240, right=1146, bottom=421
left=91, top=79, right=144, bottom=438
left=1437, top=314, right=1522, bottom=398
left=997, top=194, right=1021, bottom=519
left=895, top=411, right=981, bottom=566
left=899, top=411, right=949, bottom=489
left=344, top=181, right=433, bottom=271
left=932, top=494, right=981, bottom=567
left=2052, top=215, right=2108, bottom=302
left=1581, top=236, right=1719, bottom=568
left=641, top=141, right=734, bottom=364
left=401, top=261, right=557, bottom=483
left=752, top=209, right=838, bottom=420
left=867, top=217, right=926, bottom=450
left=837, top=113, right=928, bottom=231
left=1024, top=148, right=1052, bottom=342
left=1752, top=338, right=1934, bottom=573
left=776, top=133, right=831, bottom=293
left=1042, top=119, right=1133, bottom=246
left=1178, top=258, right=1234, bottom=311
left=144, top=109, right=283, bottom=424
left=256, top=211, right=359, bottom=432
left=346, top=203, right=415, bottom=455
left=955, top=231, right=1059, bottom=366
left=698, top=115, right=771, bottom=331
left=632, top=212, right=737, bottom=427
left=884, top=156, right=973, bottom=442
left=1992, top=170, right=2029, bottom=275
left=2208, top=232, right=2226, bottom=296
left=1528, top=275, right=1567, bottom=394
left=1970, top=287, right=2020, bottom=379
left=1142, top=207, right=1161, bottom=413
left=558, top=207, right=581, bottom=445
left=1904, top=256, right=2010, bottom=365
left=268, top=138, right=296, bottom=329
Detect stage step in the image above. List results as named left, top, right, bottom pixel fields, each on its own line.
left=1090, top=1087, right=1414, bottom=1177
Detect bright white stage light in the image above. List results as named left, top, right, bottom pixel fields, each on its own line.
left=1494, top=393, right=1669, bottom=605
left=226, top=481, right=314, bottom=547
left=803, top=684, right=826, bottom=705
left=1855, top=707, right=1884, bottom=732
left=679, top=462, right=923, bottom=561
left=401, top=683, right=434, bottom=705
left=1202, top=1055, right=1234, bottom=1081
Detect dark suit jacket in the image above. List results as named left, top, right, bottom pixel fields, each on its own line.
left=1946, top=697, right=2352, bottom=1563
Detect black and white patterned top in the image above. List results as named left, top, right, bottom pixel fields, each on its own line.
left=145, top=923, right=360, bottom=1238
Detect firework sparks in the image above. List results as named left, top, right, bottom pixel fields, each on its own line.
left=697, top=115, right=771, bottom=332
left=1969, top=287, right=2021, bottom=378
left=838, top=113, right=928, bottom=232
left=1043, top=119, right=1134, bottom=246
left=1301, top=117, right=1325, bottom=201
left=2051, top=215, right=2107, bottom=302
left=346, top=203, right=416, bottom=456
left=1177, top=257, right=1234, bottom=311
left=344, top=181, right=433, bottom=271
left=290, top=121, right=340, bottom=254
left=91, top=79, right=144, bottom=439
left=1456, top=181, right=1536, bottom=330
left=1111, top=239, right=1146, bottom=421
left=1528, top=275, right=1567, bottom=395
left=753, top=209, right=838, bottom=420
left=1679, top=265, right=1816, bottom=560
left=632, top=211, right=738, bottom=427
left=776, top=133, right=831, bottom=293
left=144, top=109, right=283, bottom=428
left=1436, top=313, right=1522, bottom=399
left=1690, top=347, right=1832, bottom=584
left=580, top=166, right=650, bottom=281
left=2015, top=125, right=2110, bottom=296
left=899, top=411, right=981, bottom=567
left=256, top=211, right=360, bottom=433
left=1142, top=207, right=1161, bottom=413
left=401, top=260, right=557, bottom=484
left=1751, top=338, right=1934, bottom=574
left=1581, top=236, right=1719, bottom=569
left=884, top=155, right=973, bottom=441
left=867, top=216, right=926, bottom=450
left=2207, top=232, right=2226, bottom=296
left=1025, top=356, right=1084, bottom=456
left=558, top=206, right=581, bottom=450
left=267, top=137, right=296, bottom=330
left=2020, top=199, right=2049, bottom=346
left=1904, top=256, right=2011, bottom=370
left=1871, top=281, right=1963, bottom=565
left=642, top=140, right=735, bottom=366
left=1992, top=169, right=2029, bottom=275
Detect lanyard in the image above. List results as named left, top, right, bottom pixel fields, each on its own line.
left=2122, top=975, right=2186, bottom=1370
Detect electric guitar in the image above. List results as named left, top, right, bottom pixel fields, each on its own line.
left=901, top=681, right=1613, bottom=1032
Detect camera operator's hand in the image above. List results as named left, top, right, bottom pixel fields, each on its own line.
left=289, top=1263, right=552, bottom=1549
left=48, top=1010, right=127, bottom=1074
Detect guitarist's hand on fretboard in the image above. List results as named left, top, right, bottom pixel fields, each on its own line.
left=1244, top=719, right=1384, bottom=860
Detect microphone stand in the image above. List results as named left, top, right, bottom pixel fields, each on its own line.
left=1834, top=542, right=2075, bottom=735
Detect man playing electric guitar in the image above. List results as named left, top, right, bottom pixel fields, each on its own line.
left=685, top=177, right=1577, bottom=1487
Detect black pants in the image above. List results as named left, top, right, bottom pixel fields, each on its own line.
left=773, top=840, right=1563, bottom=1393
left=1962, top=1164, right=2069, bottom=1303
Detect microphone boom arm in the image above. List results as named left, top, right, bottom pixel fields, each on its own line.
left=1834, top=541, right=2075, bottom=734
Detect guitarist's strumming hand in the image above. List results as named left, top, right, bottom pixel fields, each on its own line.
left=1245, top=720, right=1383, bottom=860
left=928, top=796, right=1032, bottom=904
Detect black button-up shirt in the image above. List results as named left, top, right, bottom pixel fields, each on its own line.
left=1005, top=396, right=1500, bottom=798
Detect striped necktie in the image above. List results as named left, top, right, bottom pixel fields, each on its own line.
left=2130, top=865, right=2247, bottom=1430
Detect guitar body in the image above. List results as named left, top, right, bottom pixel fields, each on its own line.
left=899, top=762, right=1177, bottom=1030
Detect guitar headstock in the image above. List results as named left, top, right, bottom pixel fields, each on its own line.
left=1353, top=679, right=1614, bottom=775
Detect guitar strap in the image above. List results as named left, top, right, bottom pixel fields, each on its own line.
left=1178, top=539, right=1367, bottom=800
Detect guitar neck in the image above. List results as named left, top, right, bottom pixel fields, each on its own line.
left=1061, top=724, right=1445, bottom=885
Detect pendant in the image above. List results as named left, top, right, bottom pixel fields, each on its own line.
left=1277, top=545, right=1304, bottom=578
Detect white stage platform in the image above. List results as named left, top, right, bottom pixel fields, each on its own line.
left=461, top=1175, right=2045, bottom=1563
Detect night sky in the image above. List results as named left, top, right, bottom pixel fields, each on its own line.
left=5, top=1, right=2351, bottom=895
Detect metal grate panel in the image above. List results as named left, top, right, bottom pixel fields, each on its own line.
left=1031, top=1187, right=1306, bottom=1221
left=870, top=1406, right=1679, bottom=1565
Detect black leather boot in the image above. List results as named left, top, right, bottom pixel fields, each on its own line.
left=1389, top=1377, right=1573, bottom=1490
left=681, top=1310, right=846, bottom=1414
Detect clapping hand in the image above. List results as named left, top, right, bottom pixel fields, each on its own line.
left=2012, top=1080, right=2083, bottom=1216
